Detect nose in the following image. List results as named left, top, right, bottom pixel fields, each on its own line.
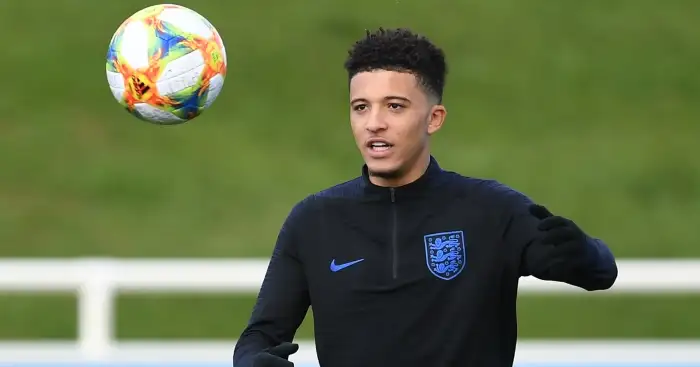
left=365, top=109, right=387, bottom=133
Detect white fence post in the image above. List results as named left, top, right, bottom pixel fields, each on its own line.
left=77, top=260, right=115, bottom=361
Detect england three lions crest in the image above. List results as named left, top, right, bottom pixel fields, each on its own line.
left=424, top=230, right=466, bottom=280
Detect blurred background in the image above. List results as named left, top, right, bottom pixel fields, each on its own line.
left=1, top=0, right=699, bottom=366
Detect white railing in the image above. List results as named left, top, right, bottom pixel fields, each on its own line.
left=0, top=258, right=699, bottom=363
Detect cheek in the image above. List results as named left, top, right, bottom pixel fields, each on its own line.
left=397, top=118, right=426, bottom=143
left=349, top=116, right=359, bottom=130
left=349, top=120, right=365, bottom=142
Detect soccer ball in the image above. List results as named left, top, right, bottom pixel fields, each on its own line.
left=105, top=4, right=227, bottom=125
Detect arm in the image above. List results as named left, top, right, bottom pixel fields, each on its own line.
left=232, top=203, right=311, bottom=367
left=501, top=188, right=618, bottom=291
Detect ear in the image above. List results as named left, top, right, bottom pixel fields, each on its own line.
left=427, top=104, right=447, bottom=135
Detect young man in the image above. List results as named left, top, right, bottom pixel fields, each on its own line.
left=232, top=28, right=617, bottom=367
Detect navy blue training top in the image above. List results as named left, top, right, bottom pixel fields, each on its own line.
left=233, top=156, right=617, bottom=367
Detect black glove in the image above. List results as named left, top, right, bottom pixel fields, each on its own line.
left=253, top=342, right=298, bottom=367
left=528, top=204, right=594, bottom=276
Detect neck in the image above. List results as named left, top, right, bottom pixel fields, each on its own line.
left=369, top=151, right=431, bottom=188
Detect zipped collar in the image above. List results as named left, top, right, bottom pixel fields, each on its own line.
left=360, top=155, right=444, bottom=201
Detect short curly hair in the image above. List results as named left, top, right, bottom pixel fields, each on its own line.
left=343, top=27, right=447, bottom=103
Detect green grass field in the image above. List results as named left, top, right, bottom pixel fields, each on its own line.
left=1, top=0, right=699, bottom=340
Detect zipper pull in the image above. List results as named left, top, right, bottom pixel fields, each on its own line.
left=390, top=188, right=396, bottom=202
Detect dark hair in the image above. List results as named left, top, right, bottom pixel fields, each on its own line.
left=343, top=27, right=447, bottom=103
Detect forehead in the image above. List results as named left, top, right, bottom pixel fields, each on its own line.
left=349, top=70, right=424, bottom=101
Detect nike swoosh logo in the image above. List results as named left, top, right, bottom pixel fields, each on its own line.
left=330, top=258, right=365, bottom=272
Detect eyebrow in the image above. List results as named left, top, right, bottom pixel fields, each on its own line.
left=350, top=96, right=412, bottom=104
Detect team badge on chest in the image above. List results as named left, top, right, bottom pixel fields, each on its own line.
left=424, top=230, right=466, bottom=280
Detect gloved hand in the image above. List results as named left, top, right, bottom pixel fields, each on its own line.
left=253, top=342, right=299, bottom=367
left=529, top=204, right=594, bottom=275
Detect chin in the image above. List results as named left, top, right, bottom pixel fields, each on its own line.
left=366, top=161, right=402, bottom=179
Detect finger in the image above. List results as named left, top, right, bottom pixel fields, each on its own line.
left=529, top=204, right=553, bottom=220
left=550, top=242, right=585, bottom=258
left=537, top=216, right=568, bottom=231
left=268, top=342, right=299, bottom=358
left=540, top=227, right=575, bottom=244
left=254, top=353, right=294, bottom=367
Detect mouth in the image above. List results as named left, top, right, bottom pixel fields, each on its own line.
left=366, top=139, right=394, bottom=153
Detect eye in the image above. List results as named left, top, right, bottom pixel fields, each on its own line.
left=353, top=104, right=367, bottom=112
left=388, top=103, right=404, bottom=110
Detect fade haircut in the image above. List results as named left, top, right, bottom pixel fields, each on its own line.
left=343, top=27, right=447, bottom=103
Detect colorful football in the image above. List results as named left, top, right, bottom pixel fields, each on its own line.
left=105, top=4, right=227, bottom=124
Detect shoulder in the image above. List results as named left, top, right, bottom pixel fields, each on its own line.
left=314, top=176, right=365, bottom=199
left=284, top=176, right=364, bottom=224
left=440, top=170, right=534, bottom=213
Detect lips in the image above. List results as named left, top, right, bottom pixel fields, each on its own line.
left=366, top=138, right=393, bottom=151
left=365, top=138, right=394, bottom=157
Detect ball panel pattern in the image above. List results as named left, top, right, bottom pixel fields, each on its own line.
left=105, top=4, right=226, bottom=124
